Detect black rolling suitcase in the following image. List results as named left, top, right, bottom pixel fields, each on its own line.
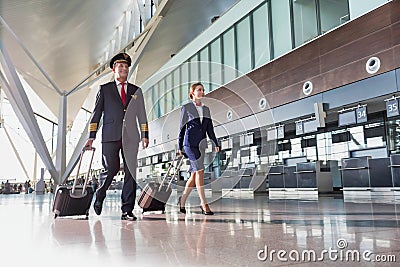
left=138, top=154, right=185, bottom=213
left=53, top=147, right=96, bottom=219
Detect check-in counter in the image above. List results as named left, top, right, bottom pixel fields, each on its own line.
left=268, top=165, right=284, bottom=189
left=284, top=166, right=298, bottom=189
left=341, top=157, right=370, bottom=190
left=390, top=154, right=400, bottom=188
left=295, top=162, right=317, bottom=190
left=341, top=156, right=394, bottom=200
left=220, top=169, right=241, bottom=191
left=390, top=154, right=400, bottom=199
left=268, top=161, right=334, bottom=198
left=369, top=158, right=392, bottom=187
left=237, top=168, right=253, bottom=189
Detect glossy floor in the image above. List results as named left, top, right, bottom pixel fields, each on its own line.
left=1, top=191, right=400, bottom=266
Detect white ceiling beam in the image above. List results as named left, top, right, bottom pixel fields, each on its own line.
left=0, top=42, right=57, bottom=180
left=124, top=10, right=132, bottom=45
left=0, top=16, right=63, bottom=96
left=54, top=94, right=67, bottom=185
left=116, top=25, right=124, bottom=51
left=128, top=15, right=163, bottom=81
left=135, top=0, right=146, bottom=27
left=144, top=0, right=152, bottom=25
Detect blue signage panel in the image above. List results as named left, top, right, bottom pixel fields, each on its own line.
left=296, top=121, right=304, bottom=135
left=338, top=111, right=356, bottom=127
left=267, top=128, right=277, bottom=141
left=277, top=126, right=284, bottom=139
left=386, top=99, right=399, bottom=118
left=303, top=119, right=318, bottom=134
left=356, top=106, right=367, bottom=123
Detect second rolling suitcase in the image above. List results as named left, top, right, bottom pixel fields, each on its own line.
left=52, top=147, right=96, bottom=219
left=138, top=154, right=184, bottom=213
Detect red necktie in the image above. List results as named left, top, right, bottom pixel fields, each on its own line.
left=121, top=82, right=126, bottom=106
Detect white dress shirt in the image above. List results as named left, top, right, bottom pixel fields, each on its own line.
left=115, top=79, right=126, bottom=97
left=192, top=101, right=204, bottom=123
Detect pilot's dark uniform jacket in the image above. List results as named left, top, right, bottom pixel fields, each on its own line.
left=89, top=81, right=148, bottom=141
left=89, top=54, right=148, bottom=215
left=178, top=102, right=219, bottom=172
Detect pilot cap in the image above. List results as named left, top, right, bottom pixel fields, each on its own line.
left=110, top=53, right=131, bottom=69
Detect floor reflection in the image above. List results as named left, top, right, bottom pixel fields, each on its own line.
left=1, top=191, right=400, bottom=266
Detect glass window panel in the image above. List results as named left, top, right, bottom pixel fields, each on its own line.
left=222, top=28, right=237, bottom=84
left=157, top=81, right=165, bottom=117
left=320, top=0, right=349, bottom=34
left=199, top=47, right=210, bottom=93
left=210, top=38, right=222, bottom=91
left=172, top=67, right=181, bottom=107
left=172, top=86, right=181, bottom=110
left=165, top=74, right=173, bottom=113
left=152, top=83, right=160, bottom=119
left=348, top=0, right=385, bottom=20
left=142, top=89, right=149, bottom=120
left=271, top=0, right=292, bottom=58
left=292, top=0, right=318, bottom=46
left=253, top=2, right=271, bottom=68
left=189, top=54, right=199, bottom=83
left=236, top=16, right=252, bottom=75
left=181, top=62, right=189, bottom=103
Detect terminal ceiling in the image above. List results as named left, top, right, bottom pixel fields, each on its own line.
left=0, top=0, right=238, bottom=126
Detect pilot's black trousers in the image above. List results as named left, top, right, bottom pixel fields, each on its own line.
left=97, top=140, right=139, bottom=213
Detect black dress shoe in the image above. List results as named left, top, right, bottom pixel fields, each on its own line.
left=200, top=205, right=214, bottom=216
left=121, top=212, right=137, bottom=221
left=93, top=200, right=103, bottom=215
left=177, top=196, right=186, bottom=214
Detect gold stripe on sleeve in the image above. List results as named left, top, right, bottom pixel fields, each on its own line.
left=140, top=123, right=149, bottom=132
left=89, top=123, right=98, bottom=132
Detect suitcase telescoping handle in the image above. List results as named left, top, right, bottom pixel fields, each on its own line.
left=72, top=146, right=96, bottom=195
left=159, top=153, right=185, bottom=192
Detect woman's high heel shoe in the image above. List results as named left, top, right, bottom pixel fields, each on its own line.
left=178, top=196, right=186, bottom=214
left=200, top=204, right=214, bottom=215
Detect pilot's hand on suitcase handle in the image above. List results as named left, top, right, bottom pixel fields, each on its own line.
left=83, top=139, right=94, bottom=151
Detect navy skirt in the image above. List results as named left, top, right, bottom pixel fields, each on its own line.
left=183, top=146, right=205, bottom=172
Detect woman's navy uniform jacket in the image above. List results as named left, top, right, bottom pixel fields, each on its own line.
left=178, top=102, right=220, bottom=150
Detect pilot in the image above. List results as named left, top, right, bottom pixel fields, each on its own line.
left=85, top=52, right=149, bottom=221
